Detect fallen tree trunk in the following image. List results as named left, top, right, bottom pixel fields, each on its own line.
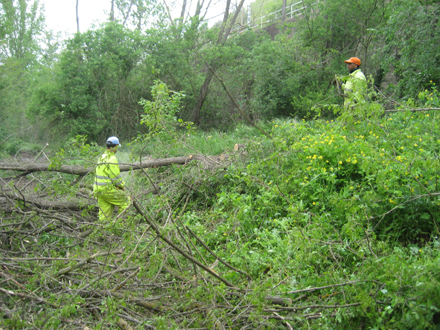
left=0, top=156, right=199, bottom=176
left=1, top=191, right=95, bottom=211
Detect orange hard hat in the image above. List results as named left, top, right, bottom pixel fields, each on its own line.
left=344, top=57, right=361, bottom=66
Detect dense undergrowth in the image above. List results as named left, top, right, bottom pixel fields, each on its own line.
left=2, top=101, right=440, bottom=328
left=157, top=111, right=440, bottom=329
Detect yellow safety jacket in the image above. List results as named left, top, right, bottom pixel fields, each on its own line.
left=93, top=150, right=125, bottom=193
left=342, top=69, right=367, bottom=106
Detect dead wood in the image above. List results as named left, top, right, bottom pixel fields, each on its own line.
left=132, top=199, right=237, bottom=288
left=272, top=312, right=294, bottom=330
left=0, top=149, right=370, bottom=329
left=1, top=191, right=95, bottom=211
left=163, top=264, right=191, bottom=282
left=0, top=287, right=58, bottom=308
left=185, top=225, right=252, bottom=280
left=111, top=267, right=140, bottom=292
left=116, top=318, right=134, bottom=330
left=0, top=155, right=201, bottom=175
left=56, top=250, right=124, bottom=277
left=286, top=280, right=364, bottom=294
left=79, top=290, right=165, bottom=311
left=384, top=107, right=440, bottom=112
left=265, top=296, right=293, bottom=306
left=234, top=143, right=246, bottom=152
left=0, top=297, right=12, bottom=319
left=263, top=302, right=362, bottom=312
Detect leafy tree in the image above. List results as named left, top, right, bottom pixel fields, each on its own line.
left=140, top=23, right=205, bottom=119
left=188, top=0, right=246, bottom=125
left=136, top=5, right=249, bottom=129
left=112, top=0, right=166, bottom=29
left=287, top=0, right=389, bottom=101
left=30, top=23, right=152, bottom=142
left=243, top=31, right=333, bottom=119
left=0, top=0, right=44, bottom=61
left=0, top=0, right=45, bottom=153
left=378, top=0, right=440, bottom=98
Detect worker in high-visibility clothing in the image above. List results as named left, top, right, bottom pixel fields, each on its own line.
left=93, top=136, right=130, bottom=221
left=341, top=57, right=367, bottom=106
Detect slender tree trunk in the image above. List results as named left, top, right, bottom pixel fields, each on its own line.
left=76, top=0, right=80, bottom=32
left=163, top=0, right=176, bottom=28
left=179, top=0, right=187, bottom=25
left=123, top=0, right=135, bottom=26
left=190, top=0, right=245, bottom=125
left=221, top=0, right=245, bottom=42
left=190, top=70, right=215, bottom=125
left=110, top=0, right=115, bottom=21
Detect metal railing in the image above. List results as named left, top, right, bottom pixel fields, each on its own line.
left=230, top=1, right=319, bottom=35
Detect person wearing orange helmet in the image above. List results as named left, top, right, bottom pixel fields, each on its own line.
left=341, top=57, right=367, bottom=106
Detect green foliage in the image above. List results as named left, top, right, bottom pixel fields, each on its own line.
left=267, top=114, right=439, bottom=242
left=0, top=134, right=41, bottom=156
left=0, top=0, right=44, bottom=61
left=2, top=110, right=440, bottom=328
left=168, top=113, right=440, bottom=328
left=378, top=0, right=440, bottom=98
left=139, top=80, right=193, bottom=140
left=3, top=1, right=440, bottom=326
left=299, top=0, right=388, bottom=53
left=418, top=81, right=440, bottom=108
left=50, top=135, right=101, bottom=167
left=30, top=23, right=151, bottom=141
left=0, top=1, right=46, bottom=153
left=246, top=33, right=313, bottom=118
left=45, top=135, right=101, bottom=199
left=112, top=0, right=166, bottom=29
left=2, top=0, right=440, bottom=151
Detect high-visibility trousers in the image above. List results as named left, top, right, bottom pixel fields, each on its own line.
left=95, top=188, right=130, bottom=221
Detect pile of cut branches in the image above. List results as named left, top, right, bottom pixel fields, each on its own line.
left=0, top=157, right=366, bottom=330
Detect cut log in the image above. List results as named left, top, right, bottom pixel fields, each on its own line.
left=116, top=319, right=134, bottom=330
left=0, top=191, right=95, bottom=211
left=234, top=143, right=246, bottom=151
left=0, top=156, right=199, bottom=176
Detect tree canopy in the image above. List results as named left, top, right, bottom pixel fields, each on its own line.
left=0, top=0, right=438, bottom=145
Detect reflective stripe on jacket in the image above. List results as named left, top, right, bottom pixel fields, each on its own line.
left=93, top=151, right=125, bottom=192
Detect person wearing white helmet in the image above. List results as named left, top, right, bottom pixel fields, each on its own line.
left=93, top=136, right=130, bottom=221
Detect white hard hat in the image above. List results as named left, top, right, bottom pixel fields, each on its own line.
left=106, top=136, right=121, bottom=147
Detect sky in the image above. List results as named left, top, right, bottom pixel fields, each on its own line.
left=41, top=0, right=110, bottom=36
left=40, top=0, right=231, bottom=36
